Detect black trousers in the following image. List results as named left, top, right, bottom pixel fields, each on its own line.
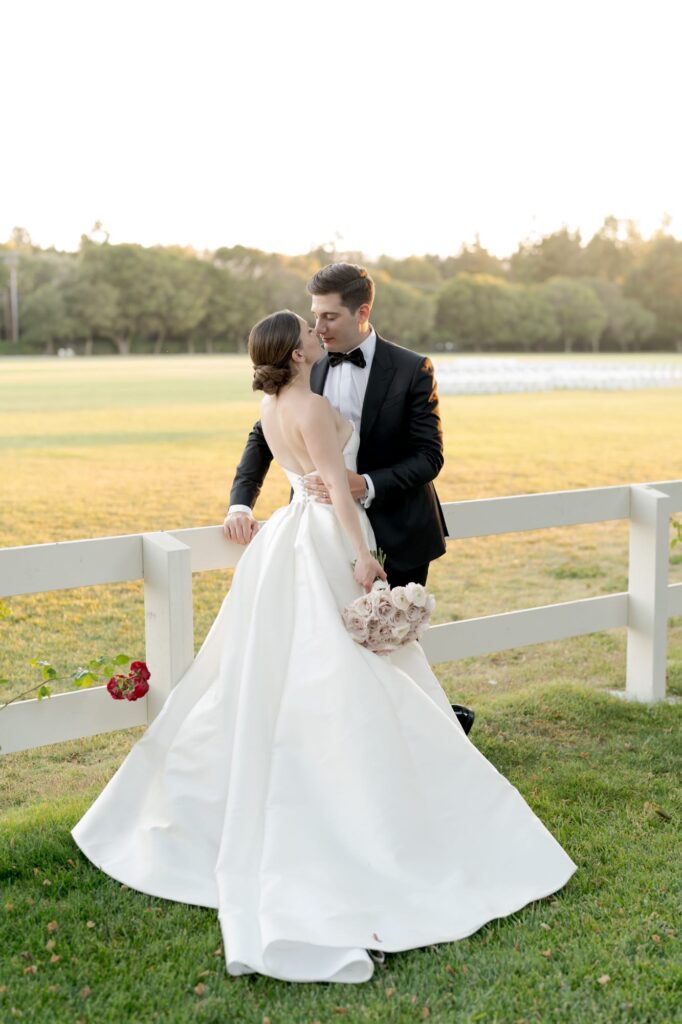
left=384, top=561, right=430, bottom=588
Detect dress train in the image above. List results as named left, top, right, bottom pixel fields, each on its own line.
left=72, top=426, right=576, bottom=983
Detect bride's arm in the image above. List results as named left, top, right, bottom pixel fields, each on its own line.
left=299, top=399, right=386, bottom=591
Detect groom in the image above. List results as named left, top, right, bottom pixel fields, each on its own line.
left=224, top=262, right=474, bottom=733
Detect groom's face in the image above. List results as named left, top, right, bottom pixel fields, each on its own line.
left=311, top=293, right=369, bottom=354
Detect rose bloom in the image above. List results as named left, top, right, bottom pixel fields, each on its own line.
left=129, top=661, right=151, bottom=682
left=379, top=602, right=400, bottom=623
left=406, top=603, right=424, bottom=622
left=370, top=590, right=393, bottom=615
left=132, top=678, right=150, bottom=699
left=425, top=593, right=437, bottom=615
left=391, top=622, right=411, bottom=641
left=343, top=608, right=370, bottom=641
left=374, top=623, right=397, bottom=649
left=391, top=586, right=411, bottom=611
left=107, top=675, right=126, bottom=700
left=405, top=582, right=427, bottom=607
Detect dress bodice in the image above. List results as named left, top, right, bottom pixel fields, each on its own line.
left=283, top=422, right=360, bottom=502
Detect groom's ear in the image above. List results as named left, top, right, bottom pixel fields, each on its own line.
left=356, top=302, right=371, bottom=325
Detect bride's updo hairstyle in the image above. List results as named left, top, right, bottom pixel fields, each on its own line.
left=249, top=310, right=302, bottom=396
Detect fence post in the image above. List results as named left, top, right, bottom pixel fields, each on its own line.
left=142, top=532, right=194, bottom=722
left=625, top=485, right=671, bottom=703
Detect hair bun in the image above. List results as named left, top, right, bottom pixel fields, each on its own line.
left=252, top=364, right=294, bottom=396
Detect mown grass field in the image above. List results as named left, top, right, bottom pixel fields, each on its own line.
left=1, top=354, right=681, bottom=1023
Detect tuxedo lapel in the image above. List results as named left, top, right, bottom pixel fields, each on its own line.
left=310, top=355, right=329, bottom=396
left=360, top=336, right=397, bottom=440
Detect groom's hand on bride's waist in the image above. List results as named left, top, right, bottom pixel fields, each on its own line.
left=303, top=470, right=368, bottom=505
left=223, top=510, right=260, bottom=545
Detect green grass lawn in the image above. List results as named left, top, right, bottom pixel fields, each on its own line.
left=1, top=355, right=681, bottom=1022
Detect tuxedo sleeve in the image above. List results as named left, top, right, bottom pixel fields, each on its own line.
left=368, top=357, right=444, bottom=504
left=228, top=419, right=274, bottom=509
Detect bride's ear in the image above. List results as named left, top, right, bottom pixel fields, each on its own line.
left=291, top=347, right=305, bottom=364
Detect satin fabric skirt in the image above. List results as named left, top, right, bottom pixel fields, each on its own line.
left=72, top=497, right=576, bottom=983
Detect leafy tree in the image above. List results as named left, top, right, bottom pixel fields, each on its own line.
left=147, top=249, right=211, bottom=354
left=8, top=227, right=34, bottom=253
left=16, top=251, right=76, bottom=353
left=625, top=234, right=682, bottom=350
left=582, top=216, right=638, bottom=283
left=283, top=251, right=326, bottom=278
left=63, top=270, right=119, bottom=355
left=540, top=276, right=607, bottom=352
left=77, top=242, right=169, bottom=354
left=21, top=282, right=72, bottom=354
left=375, top=255, right=443, bottom=288
left=213, top=244, right=279, bottom=280
left=585, top=279, right=655, bottom=351
left=439, top=238, right=507, bottom=279
left=263, top=267, right=312, bottom=321
left=1, top=227, right=35, bottom=339
left=1, top=222, right=678, bottom=356
left=510, top=228, right=584, bottom=284
left=435, top=273, right=518, bottom=351
left=207, top=248, right=311, bottom=350
left=510, top=286, right=560, bottom=352
left=371, top=273, right=435, bottom=349
left=196, top=262, right=265, bottom=353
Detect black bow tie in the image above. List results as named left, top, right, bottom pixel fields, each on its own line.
left=327, top=349, right=366, bottom=369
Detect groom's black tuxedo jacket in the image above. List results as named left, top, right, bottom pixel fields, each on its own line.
left=230, top=334, right=448, bottom=571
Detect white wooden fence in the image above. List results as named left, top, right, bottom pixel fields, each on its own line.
left=1, top=479, right=681, bottom=756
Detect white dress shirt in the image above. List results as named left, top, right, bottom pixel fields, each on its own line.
left=229, top=328, right=377, bottom=516
left=323, top=328, right=376, bottom=508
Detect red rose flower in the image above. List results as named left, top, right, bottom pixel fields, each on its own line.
left=106, top=663, right=150, bottom=701
left=133, top=679, right=150, bottom=699
left=106, top=675, right=126, bottom=700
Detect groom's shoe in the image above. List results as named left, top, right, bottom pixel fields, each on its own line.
left=451, top=704, right=475, bottom=735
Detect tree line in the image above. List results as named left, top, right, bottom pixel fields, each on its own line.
left=1, top=217, right=681, bottom=355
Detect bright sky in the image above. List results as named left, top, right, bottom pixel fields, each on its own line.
left=3, top=0, right=681, bottom=259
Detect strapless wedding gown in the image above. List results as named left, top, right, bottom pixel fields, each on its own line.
left=72, top=424, right=576, bottom=984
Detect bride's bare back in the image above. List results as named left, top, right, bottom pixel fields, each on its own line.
left=260, top=391, right=353, bottom=477
left=232, top=379, right=384, bottom=591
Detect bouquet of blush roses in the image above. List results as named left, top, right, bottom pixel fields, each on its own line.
left=342, top=580, right=436, bottom=655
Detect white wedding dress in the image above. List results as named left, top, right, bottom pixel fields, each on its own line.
left=72, top=424, right=576, bottom=984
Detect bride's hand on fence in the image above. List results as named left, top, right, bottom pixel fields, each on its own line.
left=354, top=552, right=388, bottom=593
left=223, top=512, right=259, bottom=545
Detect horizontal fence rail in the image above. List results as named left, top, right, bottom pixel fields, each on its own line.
left=1, top=480, right=681, bottom=755
left=420, top=593, right=631, bottom=663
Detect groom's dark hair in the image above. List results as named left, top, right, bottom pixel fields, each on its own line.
left=307, top=263, right=375, bottom=313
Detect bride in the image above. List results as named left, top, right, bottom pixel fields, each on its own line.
left=72, top=310, right=577, bottom=984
